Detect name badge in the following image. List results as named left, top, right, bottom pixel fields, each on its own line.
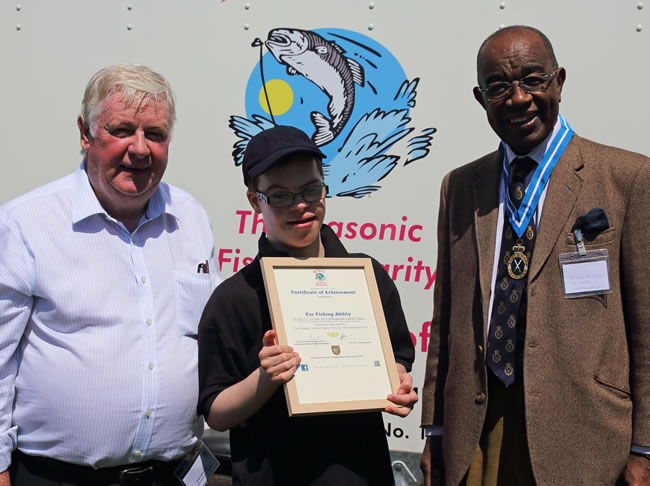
left=559, top=249, right=612, bottom=298
left=174, top=440, right=220, bottom=486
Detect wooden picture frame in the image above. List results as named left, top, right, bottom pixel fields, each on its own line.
left=260, top=257, right=400, bottom=416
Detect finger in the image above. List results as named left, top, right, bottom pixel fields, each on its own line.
left=265, top=354, right=301, bottom=373
left=396, top=372, right=413, bottom=394
left=260, top=351, right=299, bottom=371
left=399, top=372, right=413, bottom=386
left=383, top=405, right=411, bottom=417
left=262, top=329, right=278, bottom=347
left=262, top=349, right=300, bottom=369
left=396, top=382, right=412, bottom=394
left=273, top=367, right=297, bottom=383
left=387, top=391, right=418, bottom=407
left=269, top=360, right=301, bottom=383
left=259, top=343, right=294, bottom=361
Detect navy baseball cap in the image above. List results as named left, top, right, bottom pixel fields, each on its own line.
left=242, top=125, right=325, bottom=185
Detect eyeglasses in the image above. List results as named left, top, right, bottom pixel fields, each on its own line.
left=478, top=67, right=559, bottom=102
left=256, top=183, right=328, bottom=208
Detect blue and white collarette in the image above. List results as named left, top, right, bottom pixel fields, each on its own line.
left=500, top=114, right=574, bottom=237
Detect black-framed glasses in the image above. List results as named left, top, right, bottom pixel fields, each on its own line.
left=255, top=183, right=328, bottom=208
left=478, top=67, right=559, bottom=102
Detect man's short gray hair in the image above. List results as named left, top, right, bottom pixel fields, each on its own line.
left=80, top=64, right=176, bottom=136
left=476, top=25, right=558, bottom=83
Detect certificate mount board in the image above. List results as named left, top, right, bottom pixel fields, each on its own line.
left=261, top=257, right=400, bottom=416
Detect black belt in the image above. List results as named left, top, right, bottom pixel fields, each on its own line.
left=13, top=449, right=182, bottom=486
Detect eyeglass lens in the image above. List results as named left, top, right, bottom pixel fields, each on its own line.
left=264, top=185, right=327, bottom=207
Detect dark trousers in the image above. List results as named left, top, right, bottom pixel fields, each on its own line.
left=10, top=450, right=181, bottom=486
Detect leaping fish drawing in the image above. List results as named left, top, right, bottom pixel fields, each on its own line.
left=265, top=28, right=365, bottom=146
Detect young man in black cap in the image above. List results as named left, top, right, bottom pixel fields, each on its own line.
left=198, top=125, right=417, bottom=485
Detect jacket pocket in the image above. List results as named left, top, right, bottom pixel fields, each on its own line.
left=562, top=228, right=616, bottom=308
left=594, top=375, right=631, bottom=399
left=565, top=227, right=616, bottom=247
left=592, top=375, right=632, bottom=420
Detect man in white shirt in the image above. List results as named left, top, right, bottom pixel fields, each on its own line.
left=0, top=64, right=220, bottom=485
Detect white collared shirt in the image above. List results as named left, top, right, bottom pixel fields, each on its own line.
left=0, top=163, right=221, bottom=469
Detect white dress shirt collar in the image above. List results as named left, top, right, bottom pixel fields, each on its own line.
left=71, top=161, right=177, bottom=226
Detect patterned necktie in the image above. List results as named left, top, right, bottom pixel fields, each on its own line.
left=487, top=157, right=538, bottom=386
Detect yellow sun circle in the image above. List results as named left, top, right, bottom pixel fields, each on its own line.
left=259, top=79, right=294, bottom=116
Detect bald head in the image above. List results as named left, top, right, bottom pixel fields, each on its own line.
left=477, top=26, right=557, bottom=82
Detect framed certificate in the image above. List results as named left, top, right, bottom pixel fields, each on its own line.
left=260, top=257, right=400, bottom=416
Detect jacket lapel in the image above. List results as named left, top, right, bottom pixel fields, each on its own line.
left=473, top=153, right=501, bottom=331
left=529, top=136, right=584, bottom=280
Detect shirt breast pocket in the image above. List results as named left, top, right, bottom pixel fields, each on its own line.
left=174, top=271, right=214, bottom=336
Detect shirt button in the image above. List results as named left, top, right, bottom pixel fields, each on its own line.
left=145, top=409, right=152, bottom=417
left=134, top=450, right=142, bottom=457
left=146, top=319, right=152, bottom=326
left=475, top=392, right=486, bottom=404
left=131, top=235, right=136, bottom=244
left=141, top=276, right=147, bottom=284
left=478, top=344, right=484, bottom=353
left=148, top=362, right=154, bottom=370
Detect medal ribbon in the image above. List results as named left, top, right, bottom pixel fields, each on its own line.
left=500, top=114, right=574, bottom=237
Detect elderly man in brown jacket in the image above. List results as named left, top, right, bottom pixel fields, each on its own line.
left=420, top=25, right=650, bottom=486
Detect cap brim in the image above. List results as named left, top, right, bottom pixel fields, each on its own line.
left=246, top=146, right=326, bottom=178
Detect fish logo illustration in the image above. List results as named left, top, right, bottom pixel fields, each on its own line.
left=229, top=27, right=436, bottom=198
left=266, top=28, right=364, bottom=146
left=314, top=272, right=326, bottom=282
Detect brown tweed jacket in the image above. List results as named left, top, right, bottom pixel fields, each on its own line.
left=421, top=135, right=650, bottom=486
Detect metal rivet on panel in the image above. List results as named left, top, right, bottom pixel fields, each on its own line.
left=244, top=3, right=250, bottom=9
left=369, top=2, right=375, bottom=9
left=638, top=2, right=644, bottom=10
left=127, top=24, right=133, bottom=30
left=16, top=24, right=21, bottom=31
left=500, top=2, right=506, bottom=9
left=368, top=24, right=374, bottom=31
left=244, top=24, right=250, bottom=30
left=637, top=24, right=643, bottom=32
left=127, top=4, right=133, bottom=10
left=16, top=4, right=22, bottom=11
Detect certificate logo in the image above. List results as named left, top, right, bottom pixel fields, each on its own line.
left=331, top=345, right=341, bottom=355
left=313, top=270, right=328, bottom=287
left=300, top=364, right=309, bottom=371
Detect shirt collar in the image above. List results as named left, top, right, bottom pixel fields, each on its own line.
left=503, top=115, right=562, bottom=167
left=71, top=160, right=177, bottom=225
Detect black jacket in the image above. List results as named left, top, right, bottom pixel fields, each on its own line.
left=198, top=225, right=414, bottom=486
